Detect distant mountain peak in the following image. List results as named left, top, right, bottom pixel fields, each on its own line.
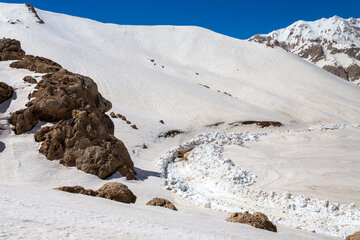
left=249, top=16, right=360, bottom=85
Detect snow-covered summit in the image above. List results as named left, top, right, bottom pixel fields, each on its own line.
left=249, top=16, right=360, bottom=84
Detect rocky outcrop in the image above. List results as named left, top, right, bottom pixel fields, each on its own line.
left=226, top=211, right=277, bottom=232
left=25, top=3, right=44, bottom=24
left=10, top=55, right=62, bottom=73
left=0, top=38, right=25, bottom=61
left=56, top=186, right=97, bottom=196
left=23, top=76, right=37, bottom=84
left=347, top=64, right=360, bottom=81
left=97, top=182, right=137, bottom=203
left=146, top=198, right=177, bottom=211
left=56, top=182, right=137, bottom=204
left=6, top=38, right=135, bottom=180
left=34, top=110, right=135, bottom=180
left=228, top=120, right=282, bottom=128
left=158, top=130, right=184, bottom=138
left=0, top=82, right=13, bottom=104
left=323, top=65, right=348, bottom=80
left=346, top=231, right=360, bottom=240
left=298, top=45, right=325, bottom=63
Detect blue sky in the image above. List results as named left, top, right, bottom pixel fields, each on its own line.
left=3, top=0, right=360, bottom=39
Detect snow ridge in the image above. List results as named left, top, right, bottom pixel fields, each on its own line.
left=159, top=124, right=360, bottom=238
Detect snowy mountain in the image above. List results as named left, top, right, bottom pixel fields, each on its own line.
left=249, top=16, right=360, bottom=85
left=1, top=3, right=360, bottom=240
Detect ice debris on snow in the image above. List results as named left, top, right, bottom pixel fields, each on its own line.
left=159, top=124, right=360, bottom=238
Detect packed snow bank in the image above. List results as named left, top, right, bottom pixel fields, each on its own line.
left=159, top=124, right=360, bottom=238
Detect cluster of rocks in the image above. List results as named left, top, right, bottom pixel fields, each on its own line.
left=110, top=112, right=138, bottom=130
left=56, top=182, right=136, bottom=204
left=1, top=38, right=135, bottom=180
left=346, top=232, right=360, bottom=240
left=226, top=211, right=277, bottom=232
left=25, top=3, right=44, bottom=24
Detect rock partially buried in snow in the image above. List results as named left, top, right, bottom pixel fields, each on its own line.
left=23, top=76, right=37, bottom=84
left=10, top=55, right=62, bottom=73
left=226, top=211, right=277, bottom=232
left=146, top=198, right=177, bottom=211
left=346, top=232, right=360, bottom=240
left=0, top=82, right=13, bottom=104
left=97, top=182, right=137, bottom=204
left=56, top=182, right=136, bottom=204
left=56, top=186, right=97, bottom=196
left=0, top=38, right=25, bottom=61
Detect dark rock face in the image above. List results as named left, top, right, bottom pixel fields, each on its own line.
left=347, top=64, right=360, bottom=81
left=146, top=198, right=177, bottom=211
left=23, top=76, right=37, bottom=84
left=226, top=211, right=277, bottom=232
left=346, top=231, right=360, bottom=240
left=323, top=65, right=348, bottom=80
left=158, top=130, right=184, bottom=138
left=10, top=55, right=62, bottom=73
left=228, top=120, right=282, bottom=128
left=0, top=38, right=25, bottom=61
left=0, top=82, right=13, bottom=104
left=298, top=45, right=325, bottom=63
left=34, top=110, right=135, bottom=180
left=97, top=182, right=137, bottom=203
left=56, top=182, right=137, bottom=204
left=25, top=3, right=44, bottom=24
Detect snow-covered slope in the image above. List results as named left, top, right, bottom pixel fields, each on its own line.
left=1, top=3, right=360, bottom=240
left=249, top=16, right=360, bottom=85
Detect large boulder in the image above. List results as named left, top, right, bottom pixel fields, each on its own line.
left=226, top=211, right=277, bottom=232
left=35, top=110, right=135, bottom=180
left=10, top=55, right=62, bottom=73
left=0, top=38, right=25, bottom=61
left=9, top=69, right=112, bottom=134
left=0, top=82, right=13, bottom=104
left=346, top=232, right=360, bottom=240
left=146, top=197, right=177, bottom=211
left=97, top=182, right=137, bottom=203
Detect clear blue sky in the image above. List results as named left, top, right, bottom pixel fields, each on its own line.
left=3, top=0, right=360, bottom=39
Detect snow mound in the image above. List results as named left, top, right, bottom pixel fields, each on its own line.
left=159, top=124, right=360, bottom=238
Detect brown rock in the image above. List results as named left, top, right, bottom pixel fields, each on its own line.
left=10, top=55, right=62, bottom=73
left=346, top=231, right=360, bottom=240
left=121, top=116, right=126, bottom=121
left=159, top=120, right=164, bottom=124
left=0, top=38, right=25, bottom=61
left=298, top=44, right=325, bottom=63
left=130, top=124, right=137, bottom=129
left=10, top=69, right=112, bottom=134
left=23, top=76, right=37, bottom=84
left=323, top=65, right=348, bottom=80
left=126, top=120, right=131, bottom=124
left=158, top=130, right=184, bottom=138
left=110, top=112, right=116, bottom=118
left=25, top=3, right=44, bottom=24
left=56, top=186, right=97, bottom=196
left=143, top=144, right=148, bottom=149
left=347, top=64, right=360, bottom=81
left=226, top=211, right=277, bottom=232
left=97, top=182, right=136, bottom=203
left=146, top=197, right=177, bottom=211
left=116, top=113, right=122, bottom=118
left=35, top=110, right=135, bottom=180
left=0, top=82, right=13, bottom=104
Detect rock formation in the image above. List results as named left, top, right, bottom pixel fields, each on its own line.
left=5, top=38, right=135, bottom=180
left=97, top=182, right=137, bottom=203
left=226, top=211, right=277, bottom=232
left=56, top=182, right=137, bottom=204
left=0, top=38, right=25, bottom=61
left=146, top=198, right=177, bottom=211
left=0, top=82, right=13, bottom=104
left=10, top=55, right=62, bottom=73
left=25, top=3, right=44, bottom=24
left=346, top=232, right=360, bottom=240
left=23, top=76, right=37, bottom=84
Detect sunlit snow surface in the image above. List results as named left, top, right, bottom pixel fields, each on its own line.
left=160, top=124, right=360, bottom=238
